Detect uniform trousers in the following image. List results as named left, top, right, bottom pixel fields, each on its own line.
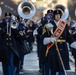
left=51, top=70, right=65, bottom=75
left=2, top=50, right=15, bottom=75
left=42, top=62, right=50, bottom=75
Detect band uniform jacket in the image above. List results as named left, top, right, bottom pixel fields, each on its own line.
left=37, top=25, right=48, bottom=64
left=14, top=22, right=29, bottom=59
left=70, top=28, right=76, bottom=57
left=42, top=20, right=75, bottom=71
left=26, top=23, right=36, bottom=42
left=0, top=20, right=19, bottom=65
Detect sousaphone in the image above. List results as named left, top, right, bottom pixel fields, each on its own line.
left=17, top=1, right=36, bottom=19
left=54, top=5, right=69, bottom=21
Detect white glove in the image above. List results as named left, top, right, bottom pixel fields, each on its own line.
left=33, top=28, right=38, bottom=36
left=11, top=15, right=16, bottom=20
left=43, top=37, right=56, bottom=45
left=50, top=37, right=56, bottom=43
left=70, top=42, right=76, bottom=49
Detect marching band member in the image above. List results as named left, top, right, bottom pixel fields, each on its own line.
left=14, top=15, right=29, bottom=74
left=0, top=13, right=20, bottom=75
left=26, top=20, right=36, bottom=51
left=45, top=9, right=53, bottom=23
left=70, top=21, right=76, bottom=71
left=42, top=9, right=76, bottom=75
left=37, top=17, right=50, bottom=75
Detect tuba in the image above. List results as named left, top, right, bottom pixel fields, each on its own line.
left=54, top=5, right=69, bottom=21
left=17, top=1, right=36, bottom=19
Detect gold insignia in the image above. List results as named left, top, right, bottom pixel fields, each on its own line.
left=42, top=28, right=46, bottom=35
left=19, top=31, right=23, bottom=36
left=23, top=30, right=26, bottom=34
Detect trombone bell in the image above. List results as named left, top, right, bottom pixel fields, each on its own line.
left=18, top=1, right=36, bottom=19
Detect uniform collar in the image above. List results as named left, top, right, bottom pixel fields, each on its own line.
left=54, top=20, right=60, bottom=27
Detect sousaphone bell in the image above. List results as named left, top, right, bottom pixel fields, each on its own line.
left=54, top=5, right=69, bottom=21
left=17, top=1, right=36, bottom=19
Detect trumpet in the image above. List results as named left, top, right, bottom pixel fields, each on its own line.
left=6, top=15, right=19, bottom=36
left=10, top=20, right=18, bottom=29
left=6, top=20, right=18, bottom=36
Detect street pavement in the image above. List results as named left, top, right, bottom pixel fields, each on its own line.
left=0, top=43, right=76, bottom=75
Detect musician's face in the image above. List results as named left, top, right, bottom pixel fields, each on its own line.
left=55, top=14, right=60, bottom=21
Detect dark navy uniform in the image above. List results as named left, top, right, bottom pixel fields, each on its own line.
left=26, top=20, right=36, bottom=50
left=0, top=19, right=20, bottom=75
left=70, top=27, right=76, bottom=71
left=14, top=23, right=26, bottom=74
left=36, top=17, right=50, bottom=75
left=13, top=17, right=29, bottom=74
left=42, top=21, right=75, bottom=75
left=0, top=12, right=20, bottom=75
left=42, top=10, right=75, bottom=75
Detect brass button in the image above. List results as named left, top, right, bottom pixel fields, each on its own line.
left=60, top=49, right=62, bottom=50
left=6, top=38, right=8, bottom=40
left=9, top=38, right=11, bottom=40
left=7, top=43, right=8, bottom=45
left=10, top=43, right=12, bottom=45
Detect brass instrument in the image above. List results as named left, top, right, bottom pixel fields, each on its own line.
left=17, top=1, right=36, bottom=19
left=54, top=5, right=69, bottom=21
left=6, top=15, right=19, bottom=36
left=10, top=20, right=18, bottom=29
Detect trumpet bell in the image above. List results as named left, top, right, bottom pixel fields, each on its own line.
left=18, top=1, right=36, bottom=19
left=54, top=5, right=69, bottom=21
left=0, top=7, right=2, bottom=17
left=11, top=21, right=18, bottom=29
